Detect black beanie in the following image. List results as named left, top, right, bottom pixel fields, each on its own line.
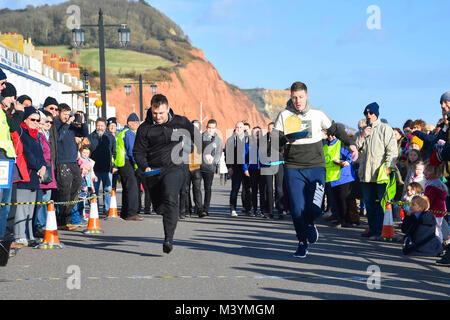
left=17, top=95, right=33, bottom=105
left=1, top=82, right=17, bottom=98
left=107, top=117, right=117, bottom=126
left=43, top=96, right=58, bottom=108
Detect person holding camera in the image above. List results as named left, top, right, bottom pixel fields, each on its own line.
left=88, top=118, right=116, bottom=216
left=54, top=103, right=89, bottom=230
left=0, top=82, right=24, bottom=133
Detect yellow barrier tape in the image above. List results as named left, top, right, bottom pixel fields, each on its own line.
left=383, top=200, right=450, bottom=216
left=0, top=190, right=113, bottom=207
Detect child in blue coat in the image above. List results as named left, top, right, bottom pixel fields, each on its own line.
left=401, top=195, right=443, bottom=256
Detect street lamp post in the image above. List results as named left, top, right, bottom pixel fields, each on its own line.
left=83, top=68, right=89, bottom=119
left=123, top=75, right=158, bottom=121
left=72, top=9, right=130, bottom=119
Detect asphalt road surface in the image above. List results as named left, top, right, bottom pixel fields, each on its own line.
left=1, top=176, right=449, bottom=301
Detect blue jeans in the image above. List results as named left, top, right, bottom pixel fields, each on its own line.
left=70, top=201, right=83, bottom=225
left=0, top=187, right=12, bottom=240
left=34, top=189, right=52, bottom=231
left=361, top=182, right=386, bottom=236
left=284, top=167, right=326, bottom=242
left=94, top=171, right=112, bottom=214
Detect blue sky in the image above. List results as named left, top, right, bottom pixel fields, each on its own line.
left=3, top=0, right=450, bottom=129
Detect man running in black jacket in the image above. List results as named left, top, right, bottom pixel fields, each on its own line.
left=133, top=94, right=201, bottom=254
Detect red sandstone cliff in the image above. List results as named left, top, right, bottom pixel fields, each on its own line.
left=107, top=49, right=270, bottom=139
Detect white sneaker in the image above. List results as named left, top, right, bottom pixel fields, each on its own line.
left=231, top=210, right=238, bottom=217
left=15, top=238, right=28, bottom=246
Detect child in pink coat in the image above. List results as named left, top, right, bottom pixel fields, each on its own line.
left=424, top=163, right=448, bottom=243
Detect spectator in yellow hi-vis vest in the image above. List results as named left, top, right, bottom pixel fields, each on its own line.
left=115, top=113, right=143, bottom=221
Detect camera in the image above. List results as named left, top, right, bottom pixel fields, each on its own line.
left=74, top=113, right=83, bottom=124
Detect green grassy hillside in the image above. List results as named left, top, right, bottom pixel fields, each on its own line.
left=38, top=45, right=174, bottom=75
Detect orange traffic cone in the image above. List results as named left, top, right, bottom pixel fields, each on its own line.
left=36, top=202, right=65, bottom=249
left=381, top=202, right=395, bottom=241
left=105, top=189, right=122, bottom=220
left=83, top=197, right=103, bottom=234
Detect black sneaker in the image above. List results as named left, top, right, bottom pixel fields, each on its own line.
left=163, top=241, right=173, bottom=254
left=306, top=224, right=319, bottom=244
left=198, top=212, right=207, bottom=218
left=361, top=231, right=375, bottom=238
left=293, top=242, right=308, bottom=258
left=436, top=250, right=450, bottom=267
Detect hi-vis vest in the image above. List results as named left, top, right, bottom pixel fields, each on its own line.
left=0, top=110, right=16, bottom=158
left=114, top=128, right=134, bottom=168
left=324, top=139, right=341, bottom=183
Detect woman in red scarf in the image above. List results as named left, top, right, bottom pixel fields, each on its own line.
left=12, top=107, right=46, bottom=248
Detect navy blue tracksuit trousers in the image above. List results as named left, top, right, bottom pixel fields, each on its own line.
left=284, top=167, right=325, bottom=242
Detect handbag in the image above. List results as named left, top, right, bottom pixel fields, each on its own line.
left=39, top=162, right=53, bottom=185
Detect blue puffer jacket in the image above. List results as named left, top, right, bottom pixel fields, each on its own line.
left=16, top=125, right=46, bottom=190
left=326, top=139, right=356, bottom=188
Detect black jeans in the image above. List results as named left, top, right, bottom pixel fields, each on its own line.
left=118, top=160, right=139, bottom=219
left=201, top=170, right=214, bottom=214
left=146, top=166, right=184, bottom=242
left=56, top=162, right=83, bottom=225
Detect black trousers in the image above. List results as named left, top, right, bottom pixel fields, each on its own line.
left=137, top=171, right=152, bottom=213
left=263, top=174, right=274, bottom=214
left=230, top=165, right=251, bottom=211
left=56, top=162, right=83, bottom=225
left=118, top=160, right=139, bottom=219
left=241, top=174, right=252, bottom=212
left=179, top=165, right=189, bottom=216
left=112, top=171, right=119, bottom=190
left=201, top=170, right=214, bottom=214
left=249, top=169, right=265, bottom=212
left=146, top=166, right=184, bottom=242
left=184, top=169, right=202, bottom=215
left=274, top=165, right=285, bottom=213
left=331, top=182, right=352, bottom=224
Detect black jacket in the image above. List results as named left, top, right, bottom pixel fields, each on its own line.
left=54, top=119, right=89, bottom=164
left=133, top=109, right=201, bottom=172
left=88, top=130, right=116, bottom=173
